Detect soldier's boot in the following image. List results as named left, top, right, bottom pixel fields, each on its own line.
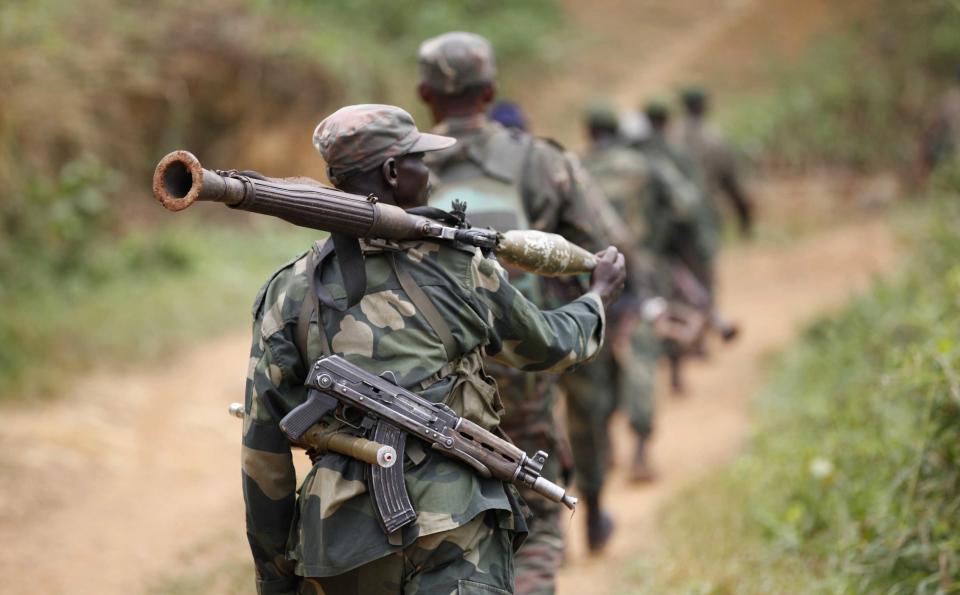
left=669, top=353, right=685, bottom=395
left=712, top=313, right=739, bottom=343
left=584, top=493, right=615, bottom=553
left=629, top=435, right=657, bottom=483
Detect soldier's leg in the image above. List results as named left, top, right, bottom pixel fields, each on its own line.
left=513, top=461, right=564, bottom=595
left=618, top=327, right=658, bottom=482
left=563, top=351, right=618, bottom=552
left=499, top=381, right=566, bottom=595
left=404, top=510, right=515, bottom=594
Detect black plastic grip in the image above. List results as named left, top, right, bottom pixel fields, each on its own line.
left=279, top=389, right=338, bottom=441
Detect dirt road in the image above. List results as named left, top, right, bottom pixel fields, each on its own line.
left=557, top=216, right=899, bottom=594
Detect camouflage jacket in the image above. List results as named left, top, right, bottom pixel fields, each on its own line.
left=242, top=236, right=605, bottom=593
left=425, top=115, right=606, bottom=253
left=581, top=139, right=663, bottom=298
left=632, top=135, right=711, bottom=258
left=424, top=115, right=610, bottom=439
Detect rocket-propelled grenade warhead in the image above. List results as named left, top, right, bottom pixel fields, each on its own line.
left=496, top=229, right=597, bottom=276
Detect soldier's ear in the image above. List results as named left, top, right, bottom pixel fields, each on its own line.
left=382, top=158, right=399, bottom=188
left=417, top=82, right=433, bottom=103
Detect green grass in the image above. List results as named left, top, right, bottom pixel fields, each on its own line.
left=629, top=193, right=960, bottom=594
left=0, top=221, right=320, bottom=400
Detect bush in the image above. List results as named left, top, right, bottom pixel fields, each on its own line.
left=724, top=0, right=960, bottom=170
left=639, top=196, right=960, bottom=593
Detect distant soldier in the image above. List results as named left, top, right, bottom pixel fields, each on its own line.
left=566, top=103, right=664, bottom=540
left=417, top=32, right=608, bottom=593
left=241, top=103, right=626, bottom=595
left=633, top=100, right=717, bottom=394
left=677, top=87, right=754, bottom=240
left=920, top=68, right=960, bottom=178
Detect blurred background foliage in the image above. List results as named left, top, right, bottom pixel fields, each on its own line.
left=722, top=0, right=960, bottom=170
left=0, top=0, right=564, bottom=397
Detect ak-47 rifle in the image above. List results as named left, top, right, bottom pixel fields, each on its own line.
left=281, top=355, right=577, bottom=533
left=152, top=150, right=596, bottom=277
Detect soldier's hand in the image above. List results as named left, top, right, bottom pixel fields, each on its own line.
left=589, top=246, right=626, bottom=308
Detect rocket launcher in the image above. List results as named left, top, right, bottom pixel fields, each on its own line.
left=152, top=150, right=596, bottom=277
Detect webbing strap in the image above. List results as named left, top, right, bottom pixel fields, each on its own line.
left=294, top=241, right=332, bottom=366
left=388, top=252, right=458, bottom=360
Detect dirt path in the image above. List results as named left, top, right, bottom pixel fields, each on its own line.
left=556, top=216, right=899, bottom=594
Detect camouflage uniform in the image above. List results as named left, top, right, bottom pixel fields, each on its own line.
left=922, top=82, right=960, bottom=172
left=677, top=88, right=753, bottom=244
left=419, top=33, right=606, bottom=595
left=570, top=127, right=662, bottom=499
left=242, top=104, right=607, bottom=595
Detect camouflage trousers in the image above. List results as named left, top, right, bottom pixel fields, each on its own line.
left=497, top=366, right=568, bottom=595
left=563, top=325, right=657, bottom=496
left=299, top=511, right=514, bottom=595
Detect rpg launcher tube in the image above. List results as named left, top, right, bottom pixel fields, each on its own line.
left=228, top=403, right=396, bottom=468
left=153, top=150, right=437, bottom=241
left=496, top=229, right=597, bottom=276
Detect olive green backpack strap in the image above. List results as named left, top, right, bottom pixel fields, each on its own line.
left=295, top=240, right=332, bottom=366
left=388, top=252, right=458, bottom=360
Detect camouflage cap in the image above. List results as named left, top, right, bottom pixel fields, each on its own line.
left=643, top=98, right=670, bottom=120
left=418, top=32, right=497, bottom=93
left=584, top=100, right=619, bottom=129
left=680, top=86, right=708, bottom=110
left=312, top=104, right=455, bottom=183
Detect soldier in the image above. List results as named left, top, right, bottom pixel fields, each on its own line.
left=677, top=87, right=754, bottom=240
left=920, top=67, right=960, bottom=179
left=241, top=103, right=627, bottom=595
left=632, top=99, right=720, bottom=394
left=416, top=32, right=608, bottom=591
left=563, top=102, right=665, bottom=552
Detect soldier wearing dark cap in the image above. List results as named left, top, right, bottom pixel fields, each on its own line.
left=678, top=87, right=754, bottom=239
left=241, top=103, right=627, bottom=595
left=416, top=31, right=613, bottom=592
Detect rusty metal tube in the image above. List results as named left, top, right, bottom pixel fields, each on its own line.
left=152, top=150, right=434, bottom=240
left=153, top=151, right=599, bottom=277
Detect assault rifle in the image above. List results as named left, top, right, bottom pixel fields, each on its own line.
left=280, top=355, right=577, bottom=534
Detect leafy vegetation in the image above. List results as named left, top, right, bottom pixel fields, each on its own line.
left=0, top=0, right=564, bottom=398
left=723, top=0, right=960, bottom=169
left=631, top=193, right=960, bottom=594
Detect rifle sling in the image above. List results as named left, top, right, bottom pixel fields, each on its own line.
left=388, top=252, right=458, bottom=361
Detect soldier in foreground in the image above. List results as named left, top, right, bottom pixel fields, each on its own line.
left=416, top=31, right=609, bottom=589
left=241, top=103, right=626, bottom=595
